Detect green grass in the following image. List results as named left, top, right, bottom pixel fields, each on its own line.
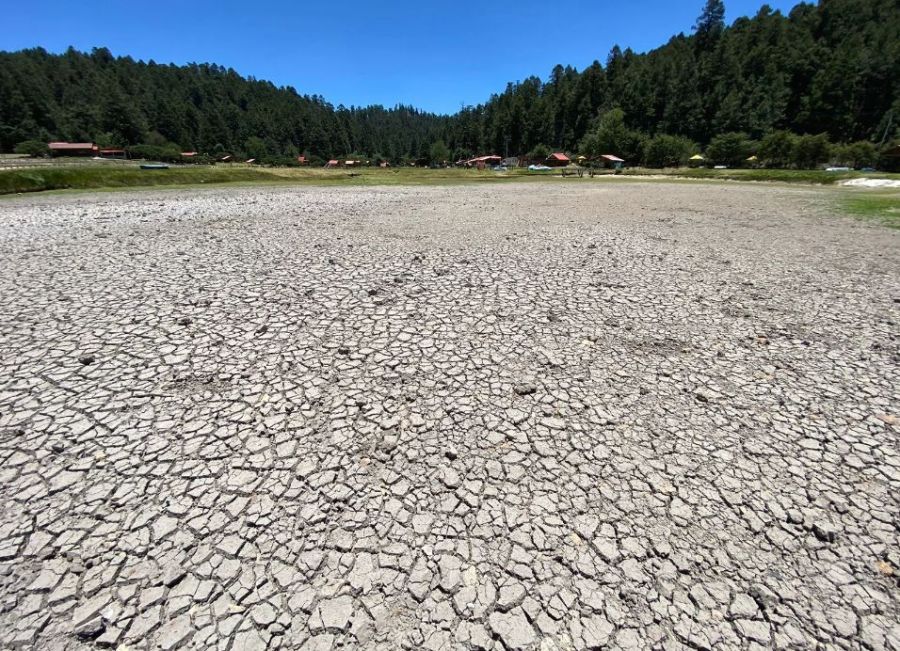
left=2, top=163, right=899, bottom=196
left=0, top=164, right=545, bottom=195
left=0, top=166, right=284, bottom=194
left=841, top=192, right=900, bottom=228
left=620, top=167, right=899, bottom=185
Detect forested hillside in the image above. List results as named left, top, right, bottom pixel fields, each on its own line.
left=0, top=47, right=446, bottom=162
left=1, top=0, right=897, bottom=165
left=462, top=0, right=898, bottom=157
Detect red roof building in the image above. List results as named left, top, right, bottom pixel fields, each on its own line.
left=546, top=152, right=571, bottom=167
left=48, top=142, right=98, bottom=157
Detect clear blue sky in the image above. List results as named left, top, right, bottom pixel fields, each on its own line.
left=4, top=0, right=804, bottom=114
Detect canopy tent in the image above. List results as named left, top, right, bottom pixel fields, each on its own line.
left=601, top=154, right=625, bottom=163
left=465, top=155, right=502, bottom=169
left=690, top=154, right=705, bottom=161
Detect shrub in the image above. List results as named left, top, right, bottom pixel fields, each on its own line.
left=706, top=132, right=754, bottom=167
left=527, top=144, right=551, bottom=160
left=127, top=144, right=182, bottom=163
left=262, top=155, right=301, bottom=167
left=832, top=141, right=878, bottom=169
left=759, top=131, right=797, bottom=168
left=579, top=109, right=646, bottom=163
left=14, top=140, right=50, bottom=157
left=429, top=139, right=450, bottom=165
left=643, top=134, right=695, bottom=168
left=792, top=133, right=831, bottom=169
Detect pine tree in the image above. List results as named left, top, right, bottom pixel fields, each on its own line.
left=695, top=0, right=726, bottom=44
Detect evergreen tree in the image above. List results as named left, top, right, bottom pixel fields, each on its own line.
left=694, top=0, right=725, bottom=39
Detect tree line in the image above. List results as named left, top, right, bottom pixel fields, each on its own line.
left=1, top=0, right=897, bottom=168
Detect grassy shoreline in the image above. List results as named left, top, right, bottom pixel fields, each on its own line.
left=841, top=192, right=900, bottom=228
left=1, top=163, right=899, bottom=196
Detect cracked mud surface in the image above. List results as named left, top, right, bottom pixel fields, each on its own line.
left=0, top=182, right=898, bottom=650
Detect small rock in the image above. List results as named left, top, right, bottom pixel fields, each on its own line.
left=728, top=593, right=759, bottom=619
left=95, top=625, right=123, bottom=647
left=74, top=616, right=105, bottom=640
left=78, top=354, right=95, bottom=366
left=514, top=383, right=537, bottom=396
left=378, top=435, right=398, bottom=453
left=161, top=564, right=186, bottom=587
left=440, top=467, right=461, bottom=489
left=176, top=316, right=193, bottom=326
left=812, top=519, right=838, bottom=543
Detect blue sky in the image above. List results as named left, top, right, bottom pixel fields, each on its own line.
left=4, top=0, right=804, bottom=114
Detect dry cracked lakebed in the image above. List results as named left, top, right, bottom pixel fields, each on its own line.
left=0, top=181, right=898, bottom=650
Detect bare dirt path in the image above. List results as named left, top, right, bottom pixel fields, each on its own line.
left=0, top=182, right=897, bottom=650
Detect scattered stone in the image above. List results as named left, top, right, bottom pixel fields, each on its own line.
left=812, top=519, right=839, bottom=543
left=74, top=617, right=105, bottom=640
left=513, top=383, right=537, bottom=396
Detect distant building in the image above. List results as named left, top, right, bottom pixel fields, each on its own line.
left=600, top=154, right=625, bottom=169
left=99, top=148, right=127, bottom=159
left=48, top=142, right=98, bottom=157
left=325, top=160, right=339, bottom=168
left=882, top=144, right=900, bottom=171
left=466, top=155, right=502, bottom=169
left=546, top=152, right=571, bottom=167
left=297, top=155, right=309, bottom=165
